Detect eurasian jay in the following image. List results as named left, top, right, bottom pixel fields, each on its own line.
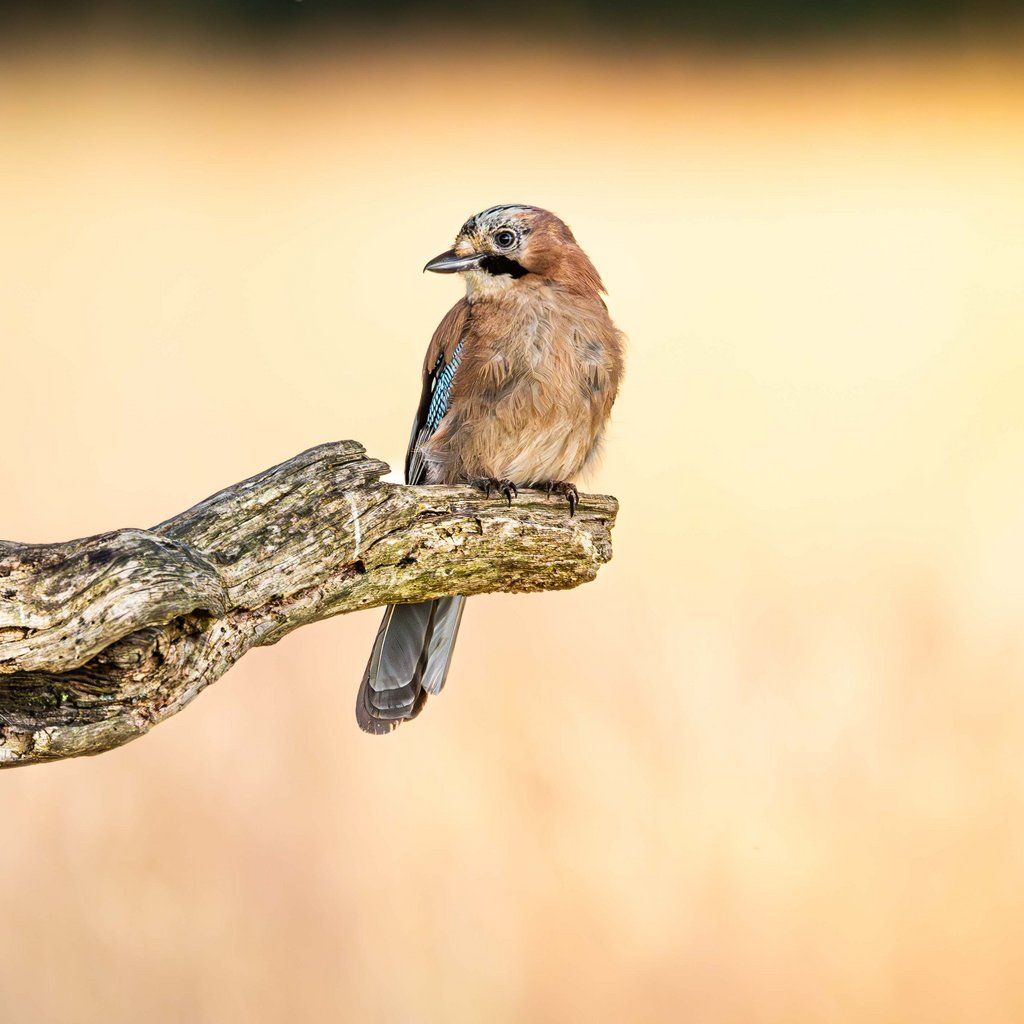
left=357, top=205, right=624, bottom=733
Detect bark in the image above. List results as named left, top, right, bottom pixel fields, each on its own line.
left=0, top=442, right=617, bottom=767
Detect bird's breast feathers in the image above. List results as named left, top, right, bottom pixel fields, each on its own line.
left=421, top=286, right=623, bottom=484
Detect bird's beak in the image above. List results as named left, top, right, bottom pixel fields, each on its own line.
left=423, top=248, right=486, bottom=274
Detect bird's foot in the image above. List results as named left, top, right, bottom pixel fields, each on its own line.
left=543, top=480, right=579, bottom=517
left=474, top=477, right=518, bottom=506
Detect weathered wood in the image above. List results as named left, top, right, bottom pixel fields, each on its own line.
left=0, top=441, right=617, bottom=767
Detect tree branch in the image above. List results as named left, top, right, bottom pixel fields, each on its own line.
left=0, top=441, right=617, bottom=767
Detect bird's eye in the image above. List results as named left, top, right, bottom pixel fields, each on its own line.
left=493, top=230, right=516, bottom=249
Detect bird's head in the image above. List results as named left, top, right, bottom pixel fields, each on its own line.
left=424, top=205, right=604, bottom=299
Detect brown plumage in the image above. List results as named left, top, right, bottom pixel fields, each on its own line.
left=357, top=205, right=625, bottom=734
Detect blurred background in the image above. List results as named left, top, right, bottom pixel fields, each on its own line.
left=2, top=2, right=1024, bottom=1021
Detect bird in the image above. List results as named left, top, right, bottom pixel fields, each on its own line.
left=356, top=204, right=624, bottom=734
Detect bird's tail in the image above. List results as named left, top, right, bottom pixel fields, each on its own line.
left=355, top=596, right=466, bottom=734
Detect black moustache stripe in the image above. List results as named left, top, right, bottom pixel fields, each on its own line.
left=479, top=255, right=529, bottom=279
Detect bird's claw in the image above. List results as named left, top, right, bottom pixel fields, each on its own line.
left=544, top=480, right=579, bottom=517
left=474, top=477, right=518, bottom=506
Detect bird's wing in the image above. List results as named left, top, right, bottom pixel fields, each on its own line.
left=405, top=297, right=470, bottom=484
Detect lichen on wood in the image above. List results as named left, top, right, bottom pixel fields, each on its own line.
left=0, top=441, right=617, bottom=767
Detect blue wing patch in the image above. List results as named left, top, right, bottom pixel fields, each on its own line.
left=425, top=339, right=464, bottom=433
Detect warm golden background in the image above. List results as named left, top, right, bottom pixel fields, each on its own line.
left=3, top=6, right=1024, bottom=1020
